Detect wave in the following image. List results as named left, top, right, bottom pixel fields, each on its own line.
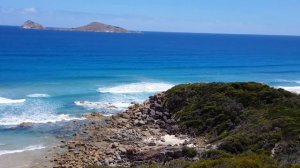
left=0, top=97, right=26, bottom=104
left=0, top=99, right=83, bottom=126
left=275, top=79, right=300, bottom=84
left=75, top=101, right=131, bottom=111
left=0, top=113, right=82, bottom=126
left=26, top=93, right=50, bottom=98
left=97, top=82, right=174, bottom=94
left=0, top=145, right=45, bottom=156
left=276, top=86, right=300, bottom=94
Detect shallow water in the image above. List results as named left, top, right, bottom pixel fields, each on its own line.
left=1, top=26, right=300, bottom=156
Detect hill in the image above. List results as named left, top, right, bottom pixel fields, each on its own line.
left=163, top=82, right=300, bottom=165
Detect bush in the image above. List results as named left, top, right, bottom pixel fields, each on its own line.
left=182, top=147, right=197, bottom=158
left=164, top=82, right=300, bottom=161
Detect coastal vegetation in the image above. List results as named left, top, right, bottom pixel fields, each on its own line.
left=164, top=82, right=300, bottom=164
left=58, top=82, right=300, bottom=167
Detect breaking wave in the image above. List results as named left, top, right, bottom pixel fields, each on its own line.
left=26, top=94, right=50, bottom=98
left=0, top=113, right=81, bottom=126
left=74, top=101, right=130, bottom=111
left=0, top=97, right=26, bottom=104
left=97, top=82, right=174, bottom=94
left=0, top=100, right=82, bottom=126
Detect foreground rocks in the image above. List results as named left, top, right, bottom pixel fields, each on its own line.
left=53, top=93, right=211, bottom=168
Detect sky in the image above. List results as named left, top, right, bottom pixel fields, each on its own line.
left=0, top=0, right=300, bottom=35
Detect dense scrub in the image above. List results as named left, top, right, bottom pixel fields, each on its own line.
left=89, top=153, right=299, bottom=168
left=164, top=82, right=300, bottom=163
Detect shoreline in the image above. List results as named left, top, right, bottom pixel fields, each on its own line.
left=53, top=92, right=211, bottom=167
left=1, top=82, right=299, bottom=167
left=0, top=147, right=54, bottom=168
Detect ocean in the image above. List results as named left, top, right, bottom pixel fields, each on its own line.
left=1, top=26, right=300, bottom=157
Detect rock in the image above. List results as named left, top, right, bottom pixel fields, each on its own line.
left=156, top=111, right=163, bottom=117
left=134, top=120, right=145, bottom=126
left=192, top=157, right=199, bottom=161
left=18, top=122, right=34, bottom=127
left=121, top=113, right=130, bottom=119
left=155, top=103, right=163, bottom=111
left=149, top=109, right=156, bottom=117
left=163, top=116, right=168, bottom=122
left=111, top=142, right=119, bottom=148
left=149, top=141, right=156, bottom=146
left=118, top=147, right=127, bottom=153
left=136, top=112, right=142, bottom=116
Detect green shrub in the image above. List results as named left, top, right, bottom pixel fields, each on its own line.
left=202, top=150, right=231, bottom=159
left=182, top=147, right=197, bottom=158
left=164, top=82, right=300, bottom=161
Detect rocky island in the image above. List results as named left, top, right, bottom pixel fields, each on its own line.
left=51, top=82, right=300, bottom=168
left=21, top=20, right=45, bottom=29
left=21, top=20, right=129, bottom=33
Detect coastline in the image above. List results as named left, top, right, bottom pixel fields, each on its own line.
left=0, top=82, right=299, bottom=167
left=53, top=92, right=210, bottom=167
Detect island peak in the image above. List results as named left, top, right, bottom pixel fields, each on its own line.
left=74, top=22, right=128, bottom=33
left=21, top=20, right=44, bottom=30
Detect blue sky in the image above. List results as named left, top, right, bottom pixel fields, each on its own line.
left=0, top=0, right=300, bottom=35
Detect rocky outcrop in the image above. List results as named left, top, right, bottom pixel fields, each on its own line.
left=21, top=20, right=44, bottom=29
left=53, top=93, right=209, bottom=167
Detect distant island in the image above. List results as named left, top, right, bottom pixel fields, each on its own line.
left=21, top=20, right=130, bottom=33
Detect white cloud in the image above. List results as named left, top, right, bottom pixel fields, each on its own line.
left=0, top=7, right=37, bottom=15
left=20, top=7, right=37, bottom=14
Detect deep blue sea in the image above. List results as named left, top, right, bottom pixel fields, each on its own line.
left=1, top=26, right=300, bottom=156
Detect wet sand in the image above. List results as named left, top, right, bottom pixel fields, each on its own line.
left=0, top=148, right=53, bottom=168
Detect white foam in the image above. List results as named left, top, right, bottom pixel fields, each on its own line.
left=0, top=145, right=45, bottom=156
left=97, top=82, right=174, bottom=94
left=277, top=86, right=300, bottom=94
left=0, top=99, right=83, bottom=126
left=26, top=94, right=50, bottom=98
left=75, top=101, right=130, bottom=110
left=0, top=113, right=82, bottom=126
left=0, top=97, right=26, bottom=104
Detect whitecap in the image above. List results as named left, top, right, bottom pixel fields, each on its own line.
left=97, top=82, right=174, bottom=94
left=276, top=86, right=300, bottom=94
left=26, top=94, right=50, bottom=98
left=0, top=99, right=83, bottom=126
left=0, top=145, right=45, bottom=156
left=0, top=113, right=82, bottom=126
left=75, top=101, right=130, bottom=110
left=0, top=97, right=26, bottom=104
left=275, top=79, right=300, bottom=84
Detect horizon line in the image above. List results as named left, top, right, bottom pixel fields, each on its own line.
left=1, top=24, right=299, bottom=38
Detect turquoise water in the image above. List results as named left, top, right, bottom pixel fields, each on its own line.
left=1, top=26, right=300, bottom=155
